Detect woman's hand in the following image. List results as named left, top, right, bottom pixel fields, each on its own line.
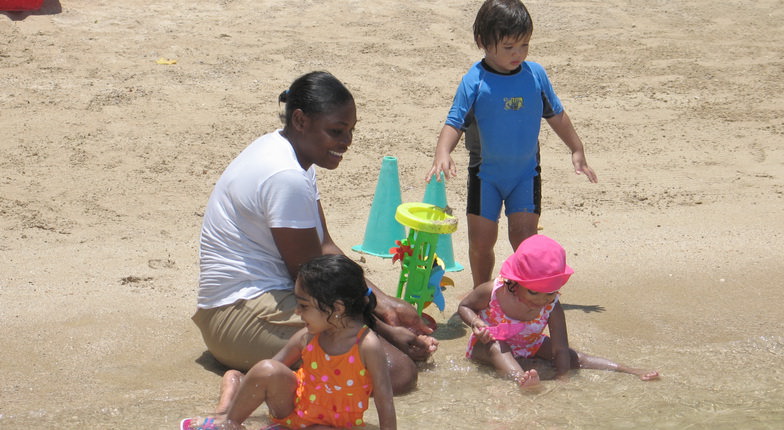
left=376, top=321, right=438, bottom=361
left=375, top=293, right=434, bottom=335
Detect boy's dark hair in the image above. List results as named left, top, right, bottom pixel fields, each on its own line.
left=297, top=254, right=377, bottom=330
left=473, top=0, right=533, bottom=50
left=278, top=71, right=354, bottom=125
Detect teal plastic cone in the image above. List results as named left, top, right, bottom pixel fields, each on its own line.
left=423, top=173, right=463, bottom=272
left=352, top=157, right=406, bottom=258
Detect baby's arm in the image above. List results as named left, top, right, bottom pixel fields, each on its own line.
left=458, top=281, right=494, bottom=341
left=545, top=302, right=573, bottom=379
left=425, top=124, right=462, bottom=182
left=360, top=331, right=397, bottom=430
left=545, top=111, right=598, bottom=183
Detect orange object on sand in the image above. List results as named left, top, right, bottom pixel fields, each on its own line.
left=0, top=0, right=43, bottom=11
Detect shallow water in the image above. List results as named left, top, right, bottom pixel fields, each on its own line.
left=224, top=304, right=784, bottom=430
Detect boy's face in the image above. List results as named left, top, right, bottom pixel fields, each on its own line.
left=482, top=33, right=531, bottom=74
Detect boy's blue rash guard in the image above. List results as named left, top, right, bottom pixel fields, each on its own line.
left=446, top=60, right=563, bottom=181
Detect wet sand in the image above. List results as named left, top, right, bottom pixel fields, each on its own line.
left=1, top=0, right=783, bottom=428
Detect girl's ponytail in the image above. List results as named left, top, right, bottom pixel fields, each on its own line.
left=362, top=287, right=377, bottom=330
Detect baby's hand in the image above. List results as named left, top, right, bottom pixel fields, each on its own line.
left=473, top=324, right=495, bottom=344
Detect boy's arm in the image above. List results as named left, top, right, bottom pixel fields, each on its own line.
left=545, top=111, right=598, bottom=183
left=545, top=302, right=572, bottom=379
left=272, top=327, right=308, bottom=367
left=360, top=331, right=397, bottom=430
left=425, top=124, right=463, bottom=182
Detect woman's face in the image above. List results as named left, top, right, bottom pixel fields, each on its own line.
left=292, top=100, right=357, bottom=171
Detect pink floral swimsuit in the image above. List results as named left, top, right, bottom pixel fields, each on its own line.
left=466, top=277, right=558, bottom=359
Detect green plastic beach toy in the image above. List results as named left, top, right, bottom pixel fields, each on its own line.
left=394, top=203, right=457, bottom=314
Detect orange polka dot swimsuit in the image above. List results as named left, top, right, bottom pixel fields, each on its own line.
left=273, top=326, right=373, bottom=429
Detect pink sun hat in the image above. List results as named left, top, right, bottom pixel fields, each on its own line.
left=499, top=234, right=574, bottom=293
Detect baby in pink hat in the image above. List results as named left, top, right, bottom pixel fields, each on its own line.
left=458, top=234, right=659, bottom=387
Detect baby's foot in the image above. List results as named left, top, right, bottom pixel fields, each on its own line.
left=637, top=370, right=660, bottom=381
left=518, top=369, right=540, bottom=388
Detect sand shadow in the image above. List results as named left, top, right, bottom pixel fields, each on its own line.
left=1, top=0, right=62, bottom=20
left=431, top=312, right=469, bottom=340
left=195, top=350, right=230, bottom=377
left=561, top=303, right=606, bottom=313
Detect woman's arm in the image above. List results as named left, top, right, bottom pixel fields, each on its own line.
left=360, top=331, right=397, bottom=430
left=269, top=201, right=340, bottom=281
left=316, top=200, right=433, bottom=336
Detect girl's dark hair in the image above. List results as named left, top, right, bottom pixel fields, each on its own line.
left=278, top=71, right=354, bottom=125
left=473, top=0, right=533, bottom=50
left=297, top=254, right=376, bottom=330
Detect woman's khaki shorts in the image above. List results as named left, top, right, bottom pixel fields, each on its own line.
left=192, top=290, right=304, bottom=372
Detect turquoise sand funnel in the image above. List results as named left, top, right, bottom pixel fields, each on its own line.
left=352, top=156, right=405, bottom=258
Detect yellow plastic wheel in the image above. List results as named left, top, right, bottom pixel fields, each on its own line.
left=395, top=202, right=457, bottom=234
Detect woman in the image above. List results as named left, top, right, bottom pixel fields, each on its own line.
left=193, top=71, right=437, bottom=394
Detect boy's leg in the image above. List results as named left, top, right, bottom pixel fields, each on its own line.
left=507, top=211, right=539, bottom=251
left=467, top=213, right=499, bottom=287
left=505, top=171, right=541, bottom=251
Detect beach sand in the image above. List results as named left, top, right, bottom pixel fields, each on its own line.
left=2, top=0, right=783, bottom=428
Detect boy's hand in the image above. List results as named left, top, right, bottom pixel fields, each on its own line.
left=571, top=151, right=598, bottom=183
left=425, top=155, right=456, bottom=182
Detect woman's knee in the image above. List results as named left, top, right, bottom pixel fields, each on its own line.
left=388, top=355, right=418, bottom=395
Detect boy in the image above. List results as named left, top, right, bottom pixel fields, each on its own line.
left=425, top=0, right=598, bottom=287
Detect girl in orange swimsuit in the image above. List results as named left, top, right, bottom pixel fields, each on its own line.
left=459, top=234, right=660, bottom=388
left=204, top=254, right=397, bottom=430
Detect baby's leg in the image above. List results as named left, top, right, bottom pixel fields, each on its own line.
left=471, top=340, right=541, bottom=387
left=576, top=351, right=660, bottom=381
left=225, top=359, right=298, bottom=425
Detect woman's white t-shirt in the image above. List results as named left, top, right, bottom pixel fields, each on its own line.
left=198, top=130, right=324, bottom=308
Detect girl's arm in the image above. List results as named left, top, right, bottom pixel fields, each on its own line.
left=360, top=331, right=397, bottom=430
left=425, top=124, right=462, bottom=182
left=457, top=281, right=494, bottom=342
left=545, top=111, right=598, bottom=183
left=545, top=302, right=572, bottom=379
left=272, top=327, right=308, bottom=367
